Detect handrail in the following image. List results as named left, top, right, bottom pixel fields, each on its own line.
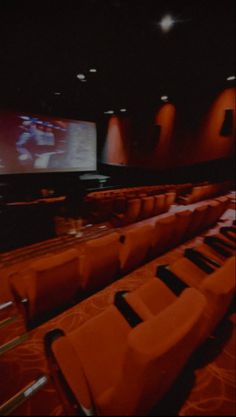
left=0, top=375, right=48, bottom=416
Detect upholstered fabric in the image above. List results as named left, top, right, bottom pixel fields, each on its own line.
left=98, top=289, right=206, bottom=415
left=170, top=257, right=207, bottom=287
left=186, top=205, right=209, bottom=237
left=164, top=192, right=176, bottom=211
left=151, top=215, right=176, bottom=257
left=119, top=223, right=154, bottom=274
left=51, top=290, right=206, bottom=416
left=139, top=196, right=155, bottom=220
left=125, top=278, right=177, bottom=320
left=171, top=210, right=192, bottom=248
left=204, top=201, right=222, bottom=229
left=153, top=194, right=166, bottom=216
left=10, top=248, right=80, bottom=323
left=199, top=256, right=236, bottom=337
left=79, top=232, right=121, bottom=292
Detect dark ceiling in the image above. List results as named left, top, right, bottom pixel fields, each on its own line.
left=0, top=0, right=235, bottom=120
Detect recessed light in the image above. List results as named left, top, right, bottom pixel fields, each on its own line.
left=89, top=68, right=97, bottom=73
left=54, top=92, right=61, bottom=96
left=77, top=73, right=86, bottom=80
left=159, top=15, right=175, bottom=32
left=227, top=75, right=236, bottom=81
left=161, top=95, right=168, bottom=102
left=120, top=108, right=127, bottom=112
left=104, top=110, right=115, bottom=115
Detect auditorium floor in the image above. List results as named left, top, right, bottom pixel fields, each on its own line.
left=0, top=209, right=235, bottom=416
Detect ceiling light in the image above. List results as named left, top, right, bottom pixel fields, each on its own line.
left=104, top=110, right=115, bottom=115
left=120, top=108, right=127, bottom=112
left=159, top=15, right=175, bottom=32
left=77, top=74, right=86, bottom=80
left=89, top=68, right=97, bottom=73
left=54, top=92, right=61, bottom=96
left=161, top=95, right=168, bottom=102
left=227, top=75, right=236, bottom=81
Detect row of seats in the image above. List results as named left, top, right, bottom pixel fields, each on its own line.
left=44, top=223, right=235, bottom=416
left=9, top=196, right=231, bottom=327
left=178, top=181, right=231, bottom=205
left=85, top=184, right=173, bottom=201
left=85, top=181, right=218, bottom=202
left=87, top=192, right=177, bottom=225
left=121, top=224, right=235, bottom=338
left=85, top=180, right=231, bottom=224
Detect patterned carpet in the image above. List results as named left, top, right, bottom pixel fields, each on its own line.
left=0, top=209, right=235, bottom=416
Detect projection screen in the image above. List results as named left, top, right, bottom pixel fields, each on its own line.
left=0, top=111, right=97, bottom=174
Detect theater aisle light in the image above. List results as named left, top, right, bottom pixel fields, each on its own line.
left=159, top=15, right=175, bottom=32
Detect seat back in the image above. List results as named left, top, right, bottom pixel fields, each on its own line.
left=79, top=232, right=121, bottom=292
left=153, top=194, right=166, bottom=216
left=108, top=289, right=206, bottom=416
left=151, top=215, right=176, bottom=258
left=119, top=224, right=154, bottom=274
left=191, top=186, right=203, bottom=203
left=186, top=205, right=209, bottom=237
left=216, top=196, right=230, bottom=218
left=50, top=305, right=131, bottom=416
left=204, top=201, right=222, bottom=229
left=139, top=196, right=155, bottom=220
left=171, top=210, right=192, bottom=247
left=125, top=198, right=142, bottom=224
left=10, top=249, right=80, bottom=323
left=164, top=192, right=176, bottom=211
left=199, top=257, right=235, bottom=336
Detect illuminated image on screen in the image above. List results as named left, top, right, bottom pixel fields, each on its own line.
left=0, top=111, right=97, bottom=174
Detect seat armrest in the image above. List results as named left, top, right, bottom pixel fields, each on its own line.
left=114, top=291, right=143, bottom=327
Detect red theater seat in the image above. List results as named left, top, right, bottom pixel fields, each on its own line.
left=48, top=291, right=206, bottom=416
left=215, top=196, right=231, bottom=217
left=204, top=200, right=222, bottom=229
left=199, top=257, right=235, bottom=336
left=150, top=214, right=176, bottom=258
left=153, top=194, right=166, bottom=216
left=10, top=249, right=80, bottom=325
left=186, top=205, right=209, bottom=238
left=119, top=223, right=154, bottom=274
left=79, top=232, right=121, bottom=292
left=164, top=192, right=176, bottom=211
left=139, top=196, right=155, bottom=220
left=170, top=210, right=192, bottom=247
left=124, top=278, right=177, bottom=321
left=125, top=258, right=235, bottom=343
left=170, top=257, right=209, bottom=288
